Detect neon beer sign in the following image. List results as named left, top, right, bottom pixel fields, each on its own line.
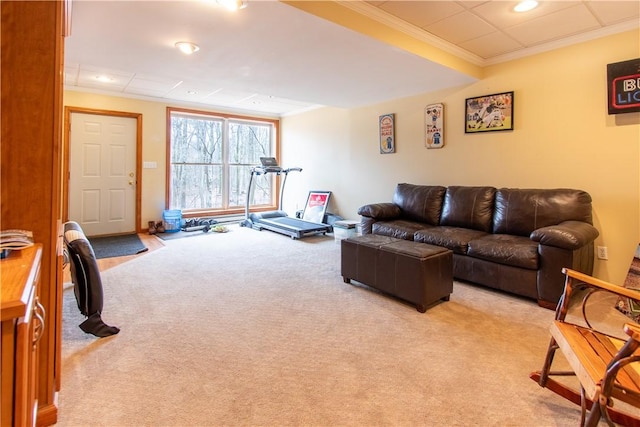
left=608, top=58, right=640, bottom=114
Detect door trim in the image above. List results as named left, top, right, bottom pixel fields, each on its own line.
left=63, top=106, right=143, bottom=233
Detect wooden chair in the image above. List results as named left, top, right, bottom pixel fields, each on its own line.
left=531, top=268, right=640, bottom=426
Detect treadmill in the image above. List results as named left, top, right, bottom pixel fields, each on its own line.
left=239, top=157, right=333, bottom=239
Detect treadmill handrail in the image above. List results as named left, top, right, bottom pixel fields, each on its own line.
left=252, top=165, right=283, bottom=175
left=279, top=167, right=301, bottom=209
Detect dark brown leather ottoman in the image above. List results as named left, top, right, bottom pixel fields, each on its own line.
left=341, top=235, right=453, bottom=312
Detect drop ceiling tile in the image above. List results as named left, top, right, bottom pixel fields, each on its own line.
left=587, top=1, right=640, bottom=25
left=472, top=1, right=579, bottom=28
left=197, top=91, right=318, bottom=115
left=425, top=11, right=496, bottom=44
left=455, top=1, right=489, bottom=10
left=504, top=4, right=601, bottom=47
left=232, top=96, right=318, bottom=116
left=459, top=32, right=524, bottom=59
left=77, top=67, right=133, bottom=91
left=248, top=94, right=316, bottom=108
left=165, top=83, right=223, bottom=100
left=126, top=74, right=182, bottom=92
left=78, top=64, right=134, bottom=78
left=233, top=99, right=287, bottom=114
left=77, top=65, right=134, bottom=89
left=164, top=94, right=199, bottom=103
left=202, top=88, right=261, bottom=104
left=124, top=87, right=171, bottom=98
left=376, top=1, right=464, bottom=28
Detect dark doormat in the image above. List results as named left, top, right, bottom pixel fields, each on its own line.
left=88, top=234, right=148, bottom=259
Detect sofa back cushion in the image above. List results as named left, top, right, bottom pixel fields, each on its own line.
left=493, top=188, right=593, bottom=236
left=440, top=186, right=496, bottom=232
left=392, top=183, right=446, bottom=226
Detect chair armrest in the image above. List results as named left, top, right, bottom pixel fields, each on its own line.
left=624, top=322, right=640, bottom=341
left=563, top=268, right=640, bottom=301
left=557, top=268, right=640, bottom=335
left=530, top=221, right=599, bottom=250
left=357, top=203, right=401, bottom=220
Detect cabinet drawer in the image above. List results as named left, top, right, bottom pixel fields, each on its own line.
left=0, top=245, right=43, bottom=427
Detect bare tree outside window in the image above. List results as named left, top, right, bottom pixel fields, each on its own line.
left=168, top=109, right=277, bottom=215
left=228, top=121, right=273, bottom=207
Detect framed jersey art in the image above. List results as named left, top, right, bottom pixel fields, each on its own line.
left=425, top=103, right=444, bottom=149
left=465, top=91, right=513, bottom=133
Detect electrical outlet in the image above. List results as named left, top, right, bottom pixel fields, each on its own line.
left=597, top=246, right=608, bottom=260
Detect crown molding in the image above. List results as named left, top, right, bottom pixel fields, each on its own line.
left=336, top=1, right=639, bottom=68
left=337, top=1, right=485, bottom=66
left=485, top=20, right=640, bottom=66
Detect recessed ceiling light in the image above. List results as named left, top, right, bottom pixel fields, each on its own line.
left=216, top=0, right=247, bottom=11
left=514, top=0, right=538, bottom=13
left=175, top=41, right=200, bottom=55
left=95, top=75, right=113, bottom=83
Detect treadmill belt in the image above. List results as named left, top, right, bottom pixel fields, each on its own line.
left=265, top=216, right=327, bottom=231
left=257, top=216, right=332, bottom=239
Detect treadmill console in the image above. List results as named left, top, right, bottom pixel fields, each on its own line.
left=259, top=157, right=283, bottom=173
left=260, top=157, right=278, bottom=167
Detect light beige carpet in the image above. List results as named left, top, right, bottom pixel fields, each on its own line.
left=59, top=225, right=583, bottom=426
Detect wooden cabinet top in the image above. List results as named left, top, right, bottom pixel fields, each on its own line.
left=0, top=244, right=42, bottom=321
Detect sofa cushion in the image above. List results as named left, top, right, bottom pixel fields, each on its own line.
left=414, top=226, right=488, bottom=254
left=392, top=183, right=446, bottom=226
left=440, top=186, right=496, bottom=232
left=493, top=188, right=593, bottom=237
left=467, top=234, right=539, bottom=270
left=373, top=220, right=430, bottom=241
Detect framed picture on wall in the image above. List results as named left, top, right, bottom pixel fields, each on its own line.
left=607, top=58, right=640, bottom=114
left=425, top=103, right=444, bottom=148
left=302, top=191, right=331, bottom=224
left=465, top=91, right=514, bottom=133
left=379, top=113, right=395, bottom=154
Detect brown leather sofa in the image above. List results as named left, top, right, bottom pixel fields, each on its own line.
left=357, top=184, right=599, bottom=308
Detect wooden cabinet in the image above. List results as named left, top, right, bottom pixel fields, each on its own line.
left=1, top=1, right=67, bottom=425
left=1, top=245, right=44, bottom=427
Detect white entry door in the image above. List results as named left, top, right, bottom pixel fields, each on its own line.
left=69, top=112, right=137, bottom=236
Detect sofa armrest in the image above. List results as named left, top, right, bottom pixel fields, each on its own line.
left=357, top=203, right=401, bottom=220
left=530, top=220, right=599, bottom=250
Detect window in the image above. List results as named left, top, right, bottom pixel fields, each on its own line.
left=167, top=107, right=279, bottom=216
